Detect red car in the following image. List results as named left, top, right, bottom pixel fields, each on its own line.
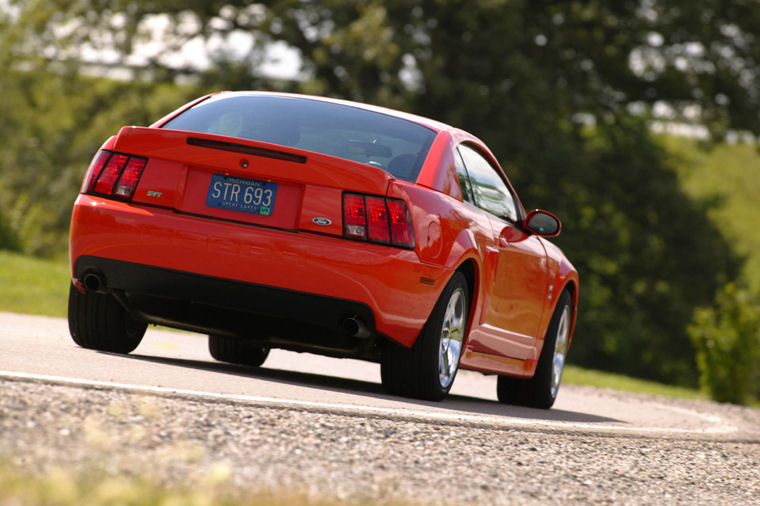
left=68, top=91, right=578, bottom=408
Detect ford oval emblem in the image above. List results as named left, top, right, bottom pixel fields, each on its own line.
left=312, top=217, right=332, bottom=226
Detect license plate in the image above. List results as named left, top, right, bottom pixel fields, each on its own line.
left=206, top=174, right=277, bottom=216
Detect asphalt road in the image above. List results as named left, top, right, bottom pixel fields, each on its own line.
left=1, top=311, right=758, bottom=441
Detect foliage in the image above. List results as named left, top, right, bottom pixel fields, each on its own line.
left=665, top=136, right=760, bottom=293
left=0, top=185, right=22, bottom=252
left=3, top=0, right=760, bottom=385
left=688, top=283, right=760, bottom=405
left=0, top=65, right=202, bottom=256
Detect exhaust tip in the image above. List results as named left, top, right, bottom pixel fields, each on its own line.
left=83, top=272, right=104, bottom=293
left=341, top=315, right=371, bottom=339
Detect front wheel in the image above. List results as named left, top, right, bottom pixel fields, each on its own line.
left=381, top=271, right=469, bottom=401
left=497, top=290, right=573, bottom=409
left=68, top=283, right=147, bottom=354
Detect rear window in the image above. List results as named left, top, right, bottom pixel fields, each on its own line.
left=161, top=95, right=437, bottom=182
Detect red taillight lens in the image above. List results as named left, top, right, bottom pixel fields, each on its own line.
left=84, top=150, right=147, bottom=200
left=93, top=153, right=128, bottom=195
left=343, top=193, right=415, bottom=249
left=81, top=150, right=110, bottom=194
left=387, top=199, right=414, bottom=247
left=365, top=196, right=391, bottom=243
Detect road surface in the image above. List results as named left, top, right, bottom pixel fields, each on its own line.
left=2, top=311, right=757, bottom=441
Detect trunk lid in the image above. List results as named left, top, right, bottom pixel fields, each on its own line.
left=113, top=126, right=396, bottom=236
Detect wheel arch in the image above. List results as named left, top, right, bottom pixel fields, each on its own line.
left=555, top=276, right=579, bottom=348
left=451, top=256, right=481, bottom=350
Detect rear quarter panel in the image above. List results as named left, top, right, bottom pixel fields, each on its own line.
left=541, top=238, right=580, bottom=346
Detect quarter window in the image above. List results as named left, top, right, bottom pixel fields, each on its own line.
left=454, top=149, right=475, bottom=204
left=457, top=144, right=518, bottom=221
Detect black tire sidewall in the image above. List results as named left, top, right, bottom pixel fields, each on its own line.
left=67, top=283, right=146, bottom=354
left=208, top=334, right=270, bottom=367
left=417, top=271, right=469, bottom=399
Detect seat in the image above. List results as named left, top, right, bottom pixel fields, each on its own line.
left=387, top=153, right=417, bottom=180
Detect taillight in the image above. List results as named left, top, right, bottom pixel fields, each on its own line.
left=343, top=192, right=415, bottom=249
left=83, top=150, right=147, bottom=200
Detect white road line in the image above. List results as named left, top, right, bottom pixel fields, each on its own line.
left=0, top=370, right=740, bottom=436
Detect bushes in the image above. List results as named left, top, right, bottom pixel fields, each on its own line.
left=688, top=283, right=760, bottom=405
left=0, top=212, right=20, bottom=252
left=0, top=188, right=21, bottom=252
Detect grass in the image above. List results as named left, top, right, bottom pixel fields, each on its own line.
left=563, top=365, right=707, bottom=400
left=0, top=250, right=69, bottom=317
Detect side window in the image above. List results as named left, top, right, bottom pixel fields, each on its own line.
left=454, top=149, right=476, bottom=204
left=457, top=144, right=518, bottom=221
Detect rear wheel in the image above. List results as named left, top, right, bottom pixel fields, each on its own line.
left=497, top=290, right=572, bottom=409
left=381, top=271, right=469, bottom=401
left=67, top=283, right=147, bottom=354
left=209, top=335, right=270, bottom=367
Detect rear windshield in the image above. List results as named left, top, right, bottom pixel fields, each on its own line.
left=161, top=94, right=437, bottom=182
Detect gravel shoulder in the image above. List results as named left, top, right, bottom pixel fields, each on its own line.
left=2, top=376, right=758, bottom=505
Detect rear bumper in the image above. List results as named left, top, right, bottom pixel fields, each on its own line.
left=70, top=195, right=451, bottom=349
left=74, top=255, right=380, bottom=358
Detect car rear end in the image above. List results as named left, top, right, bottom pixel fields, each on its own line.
left=70, top=93, right=452, bottom=358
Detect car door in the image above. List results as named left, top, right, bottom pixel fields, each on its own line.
left=456, top=144, right=551, bottom=360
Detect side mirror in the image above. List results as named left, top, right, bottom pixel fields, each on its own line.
left=524, top=209, right=561, bottom=237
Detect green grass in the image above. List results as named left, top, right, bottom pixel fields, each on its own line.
left=563, top=364, right=707, bottom=400
left=0, top=250, right=69, bottom=317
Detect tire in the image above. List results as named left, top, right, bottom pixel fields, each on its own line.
left=209, top=335, right=270, bottom=367
left=67, top=283, right=147, bottom=354
left=381, top=271, right=469, bottom=401
left=497, top=290, right=572, bottom=409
